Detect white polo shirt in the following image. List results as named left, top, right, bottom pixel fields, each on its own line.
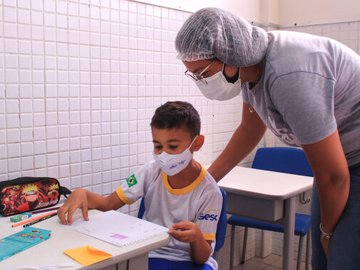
left=116, top=161, right=222, bottom=270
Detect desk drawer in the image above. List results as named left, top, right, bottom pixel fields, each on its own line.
left=226, top=193, right=284, bottom=221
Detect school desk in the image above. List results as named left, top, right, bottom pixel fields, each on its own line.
left=0, top=209, right=169, bottom=270
left=218, top=166, right=313, bottom=270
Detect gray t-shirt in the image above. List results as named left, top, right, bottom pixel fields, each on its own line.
left=242, top=30, right=360, bottom=167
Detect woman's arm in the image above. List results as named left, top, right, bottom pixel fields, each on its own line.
left=208, top=103, right=267, bottom=181
left=302, top=130, right=350, bottom=255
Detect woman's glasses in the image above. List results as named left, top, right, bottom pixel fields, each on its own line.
left=184, top=59, right=216, bottom=84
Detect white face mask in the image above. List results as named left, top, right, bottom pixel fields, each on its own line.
left=153, top=137, right=197, bottom=176
left=196, top=68, right=241, bottom=101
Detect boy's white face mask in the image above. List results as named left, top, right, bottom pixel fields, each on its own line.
left=153, top=137, right=197, bottom=176
left=195, top=67, right=241, bottom=101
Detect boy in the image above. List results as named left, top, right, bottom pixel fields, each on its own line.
left=57, top=101, right=223, bottom=270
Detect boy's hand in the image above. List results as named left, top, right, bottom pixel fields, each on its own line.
left=57, top=189, right=89, bottom=225
left=168, top=221, right=203, bottom=243
left=170, top=221, right=212, bottom=264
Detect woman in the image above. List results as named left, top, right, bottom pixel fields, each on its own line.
left=175, top=7, right=360, bottom=270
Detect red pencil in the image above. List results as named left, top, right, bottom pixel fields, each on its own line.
left=23, top=212, right=57, bottom=227
left=31, top=206, right=61, bottom=214
left=11, top=211, right=57, bottom=228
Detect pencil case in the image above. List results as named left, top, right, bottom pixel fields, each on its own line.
left=0, top=177, right=71, bottom=216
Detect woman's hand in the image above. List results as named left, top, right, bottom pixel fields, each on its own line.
left=321, top=237, right=330, bottom=257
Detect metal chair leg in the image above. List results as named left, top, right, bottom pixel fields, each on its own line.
left=296, top=235, right=304, bottom=270
left=241, top=227, right=248, bottom=264
left=230, top=225, right=235, bottom=270
left=305, top=229, right=311, bottom=270
left=213, top=250, right=219, bottom=261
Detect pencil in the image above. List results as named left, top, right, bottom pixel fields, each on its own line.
left=23, top=212, right=57, bottom=227
left=11, top=211, right=57, bottom=228
left=31, top=206, right=61, bottom=214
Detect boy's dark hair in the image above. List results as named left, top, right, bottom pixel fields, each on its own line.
left=150, top=101, right=201, bottom=138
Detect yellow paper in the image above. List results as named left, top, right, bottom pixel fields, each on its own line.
left=64, top=245, right=112, bottom=266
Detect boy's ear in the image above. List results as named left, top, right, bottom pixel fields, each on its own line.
left=192, top=135, right=204, bottom=151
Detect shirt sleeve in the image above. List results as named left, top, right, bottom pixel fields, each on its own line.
left=195, top=186, right=223, bottom=241
left=115, top=162, right=156, bottom=205
left=270, top=72, right=337, bottom=145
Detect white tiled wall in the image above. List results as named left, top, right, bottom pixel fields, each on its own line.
left=281, top=21, right=360, bottom=54
left=0, top=2, right=246, bottom=269
left=0, top=0, right=244, bottom=201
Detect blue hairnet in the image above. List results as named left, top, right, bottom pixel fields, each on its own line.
left=175, top=8, right=268, bottom=67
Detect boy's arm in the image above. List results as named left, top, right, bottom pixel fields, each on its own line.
left=169, top=221, right=212, bottom=264
left=169, top=186, right=222, bottom=264
left=57, top=188, right=125, bottom=225
left=189, top=228, right=212, bottom=264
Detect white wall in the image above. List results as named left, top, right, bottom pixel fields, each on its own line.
left=134, top=0, right=360, bottom=28
left=0, top=0, right=245, bottom=211
left=277, top=0, right=360, bottom=26
left=134, top=0, right=262, bottom=22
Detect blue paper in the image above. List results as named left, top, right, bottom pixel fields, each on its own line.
left=0, top=226, right=51, bottom=261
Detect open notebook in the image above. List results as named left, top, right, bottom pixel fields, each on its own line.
left=71, top=210, right=169, bottom=247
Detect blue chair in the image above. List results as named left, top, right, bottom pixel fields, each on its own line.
left=137, top=188, right=227, bottom=260
left=228, top=147, right=313, bottom=270
left=214, top=188, right=227, bottom=258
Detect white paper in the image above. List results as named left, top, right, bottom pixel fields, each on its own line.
left=71, top=210, right=169, bottom=247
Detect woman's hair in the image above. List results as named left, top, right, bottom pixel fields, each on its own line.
left=151, top=101, right=201, bottom=138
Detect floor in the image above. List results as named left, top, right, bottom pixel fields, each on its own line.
left=233, top=254, right=311, bottom=270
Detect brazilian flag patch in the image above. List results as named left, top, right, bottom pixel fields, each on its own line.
left=126, top=174, right=138, bottom=187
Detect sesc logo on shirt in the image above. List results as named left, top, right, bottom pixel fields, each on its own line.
left=126, top=174, right=138, bottom=188
left=198, top=212, right=218, bottom=222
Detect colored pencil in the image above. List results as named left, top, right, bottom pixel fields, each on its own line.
left=23, top=212, right=57, bottom=227
left=11, top=211, right=57, bottom=228
left=31, top=206, right=61, bottom=214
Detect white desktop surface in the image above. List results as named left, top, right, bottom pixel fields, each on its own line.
left=0, top=210, right=169, bottom=270
left=219, top=166, right=313, bottom=199
left=218, top=166, right=313, bottom=270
